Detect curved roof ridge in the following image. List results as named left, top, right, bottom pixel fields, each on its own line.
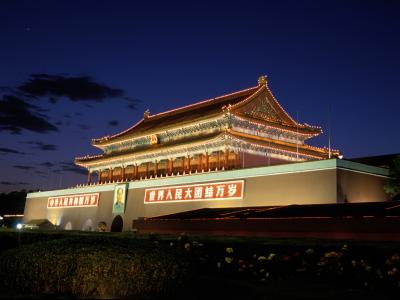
left=145, top=85, right=259, bottom=121
left=92, top=118, right=144, bottom=145
left=264, top=83, right=321, bottom=131
left=93, top=84, right=260, bottom=145
left=229, top=84, right=266, bottom=110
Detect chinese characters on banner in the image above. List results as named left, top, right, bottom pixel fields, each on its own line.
left=47, top=193, right=99, bottom=208
left=144, top=180, right=244, bottom=203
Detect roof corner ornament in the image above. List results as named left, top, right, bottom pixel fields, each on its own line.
left=258, top=75, right=267, bottom=86
left=143, top=109, right=150, bottom=119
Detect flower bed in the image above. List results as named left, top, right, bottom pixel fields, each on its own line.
left=0, top=230, right=399, bottom=298
left=166, top=233, right=400, bottom=293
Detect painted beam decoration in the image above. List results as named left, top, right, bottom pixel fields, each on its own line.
left=144, top=180, right=244, bottom=203
left=47, top=193, right=99, bottom=208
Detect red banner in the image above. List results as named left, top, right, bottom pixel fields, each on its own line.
left=144, top=180, right=244, bottom=203
left=47, top=193, right=99, bottom=208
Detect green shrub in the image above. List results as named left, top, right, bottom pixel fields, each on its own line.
left=0, top=237, right=192, bottom=298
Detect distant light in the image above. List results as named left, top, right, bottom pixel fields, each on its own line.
left=0, top=216, right=3, bottom=220
left=338, top=155, right=343, bottom=159
left=16, top=223, right=23, bottom=230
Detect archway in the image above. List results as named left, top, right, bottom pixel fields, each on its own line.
left=111, top=215, right=123, bottom=232
left=82, top=219, right=94, bottom=231
left=64, top=222, right=72, bottom=230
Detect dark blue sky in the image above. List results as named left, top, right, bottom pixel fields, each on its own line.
left=0, top=0, right=399, bottom=192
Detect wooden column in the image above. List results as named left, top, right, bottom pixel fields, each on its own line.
left=98, top=170, right=102, bottom=184
left=199, top=154, right=203, bottom=171
left=235, top=152, right=240, bottom=169
left=154, top=160, right=158, bottom=176
left=182, top=157, right=185, bottom=173
left=87, top=171, right=92, bottom=184
left=108, top=168, right=113, bottom=182
left=217, top=151, right=220, bottom=169
left=134, top=164, right=138, bottom=180
left=146, top=162, right=149, bottom=178
left=224, top=150, right=229, bottom=169
left=205, top=152, right=209, bottom=171
left=187, top=156, right=191, bottom=172
left=121, top=167, right=125, bottom=181
left=169, top=159, right=173, bottom=175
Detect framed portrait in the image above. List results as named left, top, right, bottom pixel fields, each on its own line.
left=112, top=184, right=127, bottom=214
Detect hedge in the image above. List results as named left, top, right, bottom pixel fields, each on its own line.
left=0, top=237, right=193, bottom=298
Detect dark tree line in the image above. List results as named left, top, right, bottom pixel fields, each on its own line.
left=384, top=156, right=400, bottom=200
left=0, top=190, right=30, bottom=215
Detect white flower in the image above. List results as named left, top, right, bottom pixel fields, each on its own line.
left=258, top=256, right=267, bottom=262
left=225, top=257, right=233, bottom=264
left=226, top=247, right=234, bottom=254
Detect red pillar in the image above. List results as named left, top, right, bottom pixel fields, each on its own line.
left=98, top=170, right=102, bottom=184
left=87, top=171, right=92, bottom=184
left=199, top=154, right=203, bottom=171
left=146, top=162, right=149, bottom=178
left=205, top=152, right=209, bottom=171
left=121, top=167, right=125, bottom=181
left=224, top=150, right=229, bottom=170
left=154, top=160, right=158, bottom=176
left=108, top=168, right=113, bottom=182
left=134, top=164, right=138, bottom=180
left=236, top=152, right=240, bottom=169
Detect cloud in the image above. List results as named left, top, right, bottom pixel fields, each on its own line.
left=0, top=147, right=25, bottom=155
left=125, top=97, right=140, bottom=110
left=59, top=162, right=87, bottom=175
left=24, top=141, right=57, bottom=151
left=108, top=120, right=118, bottom=126
left=127, top=103, right=137, bottom=110
left=34, top=170, right=46, bottom=175
left=0, top=95, right=58, bottom=134
left=39, top=162, right=54, bottom=168
left=13, top=165, right=33, bottom=170
left=18, top=74, right=125, bottom=102
left=78, top=124, right=90, bottom=130
left=0, top=181, right=28, bottom=186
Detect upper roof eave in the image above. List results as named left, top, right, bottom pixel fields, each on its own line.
left=231, top=113, right=322, bottom=136
left=91, top=84, right=261, bottom=146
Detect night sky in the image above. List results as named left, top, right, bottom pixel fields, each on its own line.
left=0, top=0, right=399, bottom=193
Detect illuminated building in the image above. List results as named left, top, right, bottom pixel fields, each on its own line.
left=75, top=75, right=338, bottom=183
left=24, top=76, right=389, bottom=231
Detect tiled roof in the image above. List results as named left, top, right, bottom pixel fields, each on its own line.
left=92, top=85, right=260, bottom=145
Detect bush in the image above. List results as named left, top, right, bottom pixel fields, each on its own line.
left=0, top=237, right=192, bottom=298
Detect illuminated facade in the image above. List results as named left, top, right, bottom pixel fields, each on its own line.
left=75, top=76, right=339, bottom=185
left=24, top=76, right=389, bottom=232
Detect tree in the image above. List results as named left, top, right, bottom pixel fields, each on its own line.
left=384, top=155, right=400, bottom=200
left=0, top=190, right=27, bottom=215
